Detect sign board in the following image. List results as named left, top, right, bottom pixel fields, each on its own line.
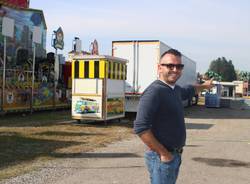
left=33, top=26, right=42, bottom=44
left=53, top=27, right=64, bottom=50
left=2, top=17, right=14, bottom=38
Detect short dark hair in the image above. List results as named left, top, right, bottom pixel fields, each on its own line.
left=160, top=49, right=182, bottom=59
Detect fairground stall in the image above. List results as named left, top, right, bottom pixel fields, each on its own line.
left=0, top=2, right=71, bottom=113
left=71, top=55, right=127, bottom=121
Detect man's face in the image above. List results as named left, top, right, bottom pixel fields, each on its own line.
left=158, top=53, right=183, bottom=85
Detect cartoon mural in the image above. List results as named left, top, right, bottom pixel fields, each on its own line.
left=107, top=98, right=124, bottom=117
left=0, top=5, right=46, bottom=66
left=0, top=5, right=71, bottom=112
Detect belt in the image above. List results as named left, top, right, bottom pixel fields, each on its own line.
left=145, top=146, right=183, bottom=154
left=167, top=147, right=183, bottom=154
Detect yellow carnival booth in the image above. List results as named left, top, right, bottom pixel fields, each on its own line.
left=71, top=55, right=127, bottom=121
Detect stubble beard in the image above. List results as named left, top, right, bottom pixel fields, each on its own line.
left=164, top=72, right=181, bottom=85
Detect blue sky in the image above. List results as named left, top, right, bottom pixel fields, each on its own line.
left=30, top=0, right=250, bottom=73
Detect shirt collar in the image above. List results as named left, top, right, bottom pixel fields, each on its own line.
left=158, top=79, right=175, bottom=89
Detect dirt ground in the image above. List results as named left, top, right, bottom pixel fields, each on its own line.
left=1, top=106, right=250, bottom=184
left=0, top=110, right=134, bottom=180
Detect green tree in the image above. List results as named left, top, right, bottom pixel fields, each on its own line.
left=237, top=71, right=250, bottom=82
left=205, top=70, right=222, bottom=81
left=208, top=57, right=237, bottom=81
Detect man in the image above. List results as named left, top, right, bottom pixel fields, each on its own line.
left=133, top=49, right=213, bottom=184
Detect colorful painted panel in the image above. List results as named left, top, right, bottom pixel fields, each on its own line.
left=107, top=97, right=124, bottom=117
left=72, top=96, right=102, bottom=119
left=1, top=69, right=32, bottom=110
left=0, top=6, right=46, bottom=69
left=33, top=83, right=54, bottom=108
left=2, top=88, right=31, bottom=110
left=0, top=6, right=73, bottom=112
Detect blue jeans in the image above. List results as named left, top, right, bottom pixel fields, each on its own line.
left=145, top=150, right=182, bottom=184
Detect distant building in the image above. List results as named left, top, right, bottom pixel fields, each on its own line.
left=234, top=81, right=244, bottom=97
left=243, top=81, right=249, bottom=96
left=217, top=82, right=237, bottom=97
left=212, top=80, right=249, bottom=97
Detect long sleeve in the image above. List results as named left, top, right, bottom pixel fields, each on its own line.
left=133, top=86, right=159, bottom=135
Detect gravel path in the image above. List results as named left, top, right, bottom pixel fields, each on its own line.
left=1, top=108, right=250, bottom=184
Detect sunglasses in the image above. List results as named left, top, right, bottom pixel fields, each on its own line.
left=160, top=63, right=184, bottom=70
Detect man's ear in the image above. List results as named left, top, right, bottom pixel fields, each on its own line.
left=157, top=63, right=161, bottom=71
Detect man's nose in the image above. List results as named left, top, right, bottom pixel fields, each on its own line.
left=172, top=67, right=178, bottom=72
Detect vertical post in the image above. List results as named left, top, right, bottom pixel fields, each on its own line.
left=247, top=82, right=249, bottom=96
left=31, top=43, right=36, bottom=113
left=53, top=48, right=57, bottom=109
left=1, top=17, right=14, bottom=112
left=136, top=41, right=139, bottom=92
left=132, top=41, right=136, bottom=92
left=31, top=26, right=42, bottom=113
left=1, top=37, right=7, bottom=111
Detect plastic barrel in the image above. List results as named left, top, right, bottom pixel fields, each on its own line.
left=205, top=93, right=220, bottom=108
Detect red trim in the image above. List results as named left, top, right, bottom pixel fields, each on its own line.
left=125, top=92, right=142, bottom=95
left=1, top=0, right=29, bottom=8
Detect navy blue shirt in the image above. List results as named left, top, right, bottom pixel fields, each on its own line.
left=134, top=80, right=195, bottom=149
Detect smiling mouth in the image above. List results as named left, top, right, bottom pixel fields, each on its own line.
left=169, top=74, right=178, bottom=77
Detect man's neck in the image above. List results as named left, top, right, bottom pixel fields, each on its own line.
left=158, top=79, right=175, bottom=89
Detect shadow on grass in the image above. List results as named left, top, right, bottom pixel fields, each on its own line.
left=51, top=152, right=141, bottom=158
left=34, top=131, right=105, bottom=136
left=0, top=110, right=72, bottom=127
left=185, top=105, right=250, bottom=119
left=0, top=110, right=135, bottom=129
left=0, top=132, right=81, bottom=169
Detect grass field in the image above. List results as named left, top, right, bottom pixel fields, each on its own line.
left=0, top=110, right=134, bottom=180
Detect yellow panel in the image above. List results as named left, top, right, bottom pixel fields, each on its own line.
left=124, top=64, right=126, bottom=80
left=99, top=60, right=105, bottom=78
left=120, top=64, right=123, bottom=80
left=79, top=60, right=84, bottom=78
left=119, top=63, right=122, bottom=80
left=89, top=60, right=95, bottom=78
left=71, top=60, right=75, bottom=79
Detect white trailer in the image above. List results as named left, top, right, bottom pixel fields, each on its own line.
left=112, top=40, right=197, bottom=112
